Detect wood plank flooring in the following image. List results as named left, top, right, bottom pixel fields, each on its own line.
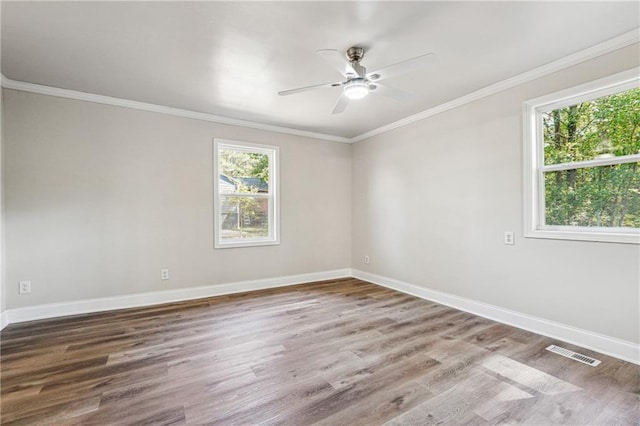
left=1, top=278, right=638, bottom=425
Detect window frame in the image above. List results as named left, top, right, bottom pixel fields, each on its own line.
left=522, top=67, right=640, bottom=245
left=213, top=138, right=280, bottom=249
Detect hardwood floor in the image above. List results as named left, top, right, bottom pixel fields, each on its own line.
left=1, top=278, right=638, bottom=425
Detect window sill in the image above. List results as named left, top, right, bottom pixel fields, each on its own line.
left=525, top=228, right=640, bottom=245
left=215, top=239, right=280, bottom=249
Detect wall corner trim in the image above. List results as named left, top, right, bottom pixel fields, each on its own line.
left=351, top=269, right=640, bottom=365
left=2, top=269, right=352, bottom=327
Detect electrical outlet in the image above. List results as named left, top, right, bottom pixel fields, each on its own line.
left=19, top=281, right=31, bottom=294
left=364, top=256, right=370, bottom=264
left=161, top=269, right=169, bottom=280
left=504, top=231, right=515, bottom=245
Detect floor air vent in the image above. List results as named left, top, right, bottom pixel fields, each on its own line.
left=546, top=345, right=601, bottom=366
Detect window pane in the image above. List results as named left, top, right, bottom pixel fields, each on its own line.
left=219, top=148, right=269, bottom=194
left=544, top=163, right=640, bottom=228
left=542, top=87, right=640, bottom=165
left=219, top=195, right=270, bottom=240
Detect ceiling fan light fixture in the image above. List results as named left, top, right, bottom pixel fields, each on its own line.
left=344, top=79, right=369, bottom=100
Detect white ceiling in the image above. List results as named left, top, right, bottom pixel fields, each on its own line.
left=2, top=2, right=639, bottom=139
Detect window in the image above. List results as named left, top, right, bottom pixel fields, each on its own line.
left=213, top=139, right=279, bottom=248
left=523, top=69, right=640, bottom=244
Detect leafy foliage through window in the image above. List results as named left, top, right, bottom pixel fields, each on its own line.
left=524, top=70, right=640, bottom=244
left=214, top=140, right=279, bottom=248
left=542, top=88, right=640, bottom=228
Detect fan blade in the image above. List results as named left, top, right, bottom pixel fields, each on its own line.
left=317, top=49, right=358, bottom=77
left=369, top=52, right=435, bottom=81
left=331, top=93, right=349, bottom=114
left=370, top=83, right=413, bottom=102
left=278, top=81, right=341, bottom=96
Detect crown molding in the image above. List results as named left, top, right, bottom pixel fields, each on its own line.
left=0, top=75, right=351, bottom=144
left=351, top=28, right=640, bottom=142
left=2, top=29, right=638, bottom=144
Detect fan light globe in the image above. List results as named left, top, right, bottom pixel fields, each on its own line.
left=344, top=80, right=369, bottom=100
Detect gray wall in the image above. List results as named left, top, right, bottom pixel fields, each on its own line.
left=352, top=44, right=640, bottom=344
left=3, top=44, right=639, bottom=346
left=3, top=90, right=351, bottom=308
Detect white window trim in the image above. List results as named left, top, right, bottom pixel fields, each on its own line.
left=213, top=138, right=280, bottom=249
left=522, top=67, right=640, bottom=245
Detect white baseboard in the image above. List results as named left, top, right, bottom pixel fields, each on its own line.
left=352, top=269, right=640, bottom=365
left=4, top=268, right=638, bottom=366
left=2, top=269, right=352, bottom=327
left=0, top=310, right=8, bottom=330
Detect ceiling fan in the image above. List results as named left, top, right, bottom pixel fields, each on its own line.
left=278, top=46, right=435, bottom=114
